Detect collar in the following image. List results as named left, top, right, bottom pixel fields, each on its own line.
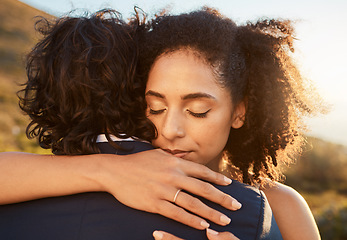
left=96, top=134, right=149, bottom=144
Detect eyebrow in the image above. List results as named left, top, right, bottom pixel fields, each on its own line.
left=145, top=90, right=165, bottom=98
left=145, top=90, right=216, bottom=100
left=182, top=93, right=216, bottom=100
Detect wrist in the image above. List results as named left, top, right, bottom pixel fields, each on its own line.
left=85, top=154, right=123, bottom=193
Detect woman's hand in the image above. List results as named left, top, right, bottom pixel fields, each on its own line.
left=152, top=229, right=240, bottom=240
left=0, top=150, right=241, bottom=230
left=96, top=149, right=241, bottom=229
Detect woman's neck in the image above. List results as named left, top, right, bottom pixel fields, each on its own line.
left=206, top=153, right=223, bottom=172
left=206, top=160, right=220, bottom=172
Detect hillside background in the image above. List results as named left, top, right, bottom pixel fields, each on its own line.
left=0, top=0, right=52, bottom=153
left=0, top=0, right=346, bottom=239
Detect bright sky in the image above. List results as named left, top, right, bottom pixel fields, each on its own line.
left=20, top=0, right=347, bottom=146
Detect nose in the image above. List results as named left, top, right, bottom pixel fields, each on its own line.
left=161, top=110, right=185, bottom=140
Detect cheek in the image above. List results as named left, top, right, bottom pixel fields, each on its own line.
left=147, top=116, right=160, bottom=141
left=198, top=116, right=231, bottom=150
left=147, top=115, right=167, bottom=148
left=194, top=121, right=230, bottom=148
left=151, top=135, right=163, bottom=149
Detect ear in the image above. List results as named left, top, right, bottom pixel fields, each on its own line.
left=231, top=102, right=246, bottom=129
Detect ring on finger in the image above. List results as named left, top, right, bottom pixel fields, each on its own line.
left=173, top=189, right=181, bottom=203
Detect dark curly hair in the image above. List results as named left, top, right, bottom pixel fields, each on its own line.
left=137, top=7, right=323, bottom=185
left=18, top=9, right=156, bottom=155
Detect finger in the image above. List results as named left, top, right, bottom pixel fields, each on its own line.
left=179, top=159, right=232, bottom=186
left=153, top=230, right=185, bottom=240
left=206, top=229, right=240, bottom=240
left=155, top=200, right=210, bottom=230
left=175, top=175, right=242, bottom=211
left=175, top=191, right=231, bottom=226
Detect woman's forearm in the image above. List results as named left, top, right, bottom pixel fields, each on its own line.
left=0, top=152, right=106, bottom=204
left=0, top=150, right=240, bottom=229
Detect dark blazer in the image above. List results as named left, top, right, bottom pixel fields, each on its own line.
left=0, top=141, right=282, bottom=240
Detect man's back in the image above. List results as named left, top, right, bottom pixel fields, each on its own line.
left=0, top=140, right=282, bottom=240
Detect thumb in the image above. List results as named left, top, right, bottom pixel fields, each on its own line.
left=206, top=228, right=240, bottom=240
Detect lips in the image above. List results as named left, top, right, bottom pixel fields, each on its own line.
left=163, top=149, right=191, bottom=158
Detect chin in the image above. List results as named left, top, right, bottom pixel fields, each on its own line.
left=184, top=156, right=206, bottom=165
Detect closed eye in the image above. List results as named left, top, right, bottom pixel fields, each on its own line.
left=149, top=108, right=165, bottom=115
left=187, top=109, right=211, bottom=118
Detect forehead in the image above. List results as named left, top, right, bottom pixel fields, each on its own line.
left=146, top=50, right=225, bottom=95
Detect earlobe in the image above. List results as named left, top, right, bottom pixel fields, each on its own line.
left=231, top=102, right=246, bottom=129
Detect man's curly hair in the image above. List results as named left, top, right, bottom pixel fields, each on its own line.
left=137, top=7, right=323, bottom=185
left=18, top=9, right=156, bottom=155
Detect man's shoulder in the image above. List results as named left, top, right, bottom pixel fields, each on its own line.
left=210, top=180, right=283, bottom=240
left=215, top=180, right=262, bottom=204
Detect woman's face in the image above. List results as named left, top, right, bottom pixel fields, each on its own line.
left=145, top=50, right=244, bottom=170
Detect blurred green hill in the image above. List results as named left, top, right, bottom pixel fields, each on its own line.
left=0, top=0, right=52, bottom=153
left=285, top=137, right=347, bottom=195
left=0, top=0, right=346, bottom=239
left=283, top=137, right=347, bottom=239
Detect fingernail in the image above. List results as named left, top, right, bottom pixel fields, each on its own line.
left=153, top=231, right=163, bottom=240
left=201, top=221, right=210, bottom=229
left=220, top=215, right=231, bottom=225
left=207, top=228, right=219, bottom=235
left=224, top=176, right=232, bottom=184
left=232, top=200, right=242, bottom=210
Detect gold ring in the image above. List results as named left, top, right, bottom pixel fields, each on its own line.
left=173, top=189, right=181, bottom=203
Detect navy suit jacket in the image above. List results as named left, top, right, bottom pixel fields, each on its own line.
left=0, top=141, right=282, bottom=239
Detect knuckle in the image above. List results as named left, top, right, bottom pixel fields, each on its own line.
left=171, top=208, right=185, bottom=220
left=170, top=209, right=198, bottom=227
left=152, top=201, right=164, bottom=213
left=163, top=169, right=179, bottom=183
left=220, top=193, right=231, bottom=205
left=215, top=172, right=224, bottom=182
left=201, top=182, right=213, bottom=195
left=187, top=214, right=199, bottom=226
left=186, top=197, right=201, bottom=210
left=206, top=208, right=220, bottom=220
left=200, top=165, right=211, bottom=178
left=151, top=182, right=166, bottom=198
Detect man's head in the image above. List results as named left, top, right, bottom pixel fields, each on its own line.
left=19, top=9, right=155, bottom=154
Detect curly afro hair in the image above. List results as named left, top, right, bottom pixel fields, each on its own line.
left=18, top=9, right=156, bottom=155
left=137, top=7, right=323, bottom=185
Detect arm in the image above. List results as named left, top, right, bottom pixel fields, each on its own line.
left=262, top=182, right=321, bottom=240
left=0, top=149, right=241, bottom=229
left=0, top=152, right=101, bottom=203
